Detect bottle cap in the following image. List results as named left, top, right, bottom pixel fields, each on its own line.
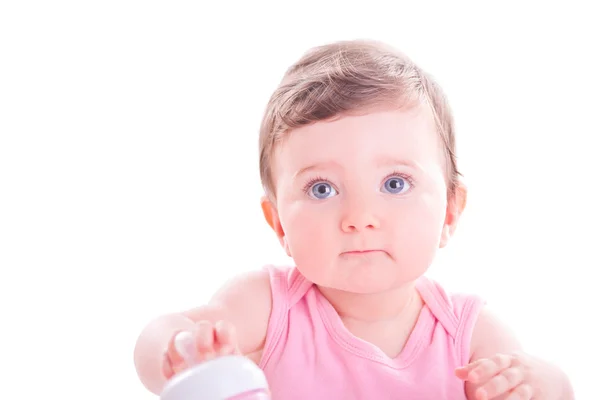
left=160, top=332, right=268, bottom=400
left=160, top=355, right=269, bottom=400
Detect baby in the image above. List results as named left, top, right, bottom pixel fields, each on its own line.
left=134, top=39, right=574, bottom=399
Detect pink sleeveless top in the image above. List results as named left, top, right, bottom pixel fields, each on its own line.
left=258, top=265, right=485, bottom=399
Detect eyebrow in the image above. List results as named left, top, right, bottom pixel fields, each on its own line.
left=293, top=157, right=420, bottom=180
left=293, top=161, right=341, bottom=180
left=375, top=156, right=420, bottom=170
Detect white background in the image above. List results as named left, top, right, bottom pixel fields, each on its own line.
left=1, top=1, right=598, bottom=399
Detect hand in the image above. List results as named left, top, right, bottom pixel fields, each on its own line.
left=456, top=352, right=535, bottom=400
left=162, top=320, right=240, bottom=379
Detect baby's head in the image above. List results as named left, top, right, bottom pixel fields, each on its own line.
left=259, top=39, right=466, bottom=294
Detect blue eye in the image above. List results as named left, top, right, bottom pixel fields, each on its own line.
left=309, top=182, right=337, bottom=199
left=382, top=176, right=410, bottom=194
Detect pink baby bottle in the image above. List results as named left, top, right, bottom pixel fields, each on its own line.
left=160, top=332, right=271, bottom=400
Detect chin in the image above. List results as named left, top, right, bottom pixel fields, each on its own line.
left=311, top=269, right=405, bottom=295
left=296, top=256, right=424, bottom=294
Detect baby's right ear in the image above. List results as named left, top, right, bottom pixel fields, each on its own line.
left=260, top=196, right=287, bottom=249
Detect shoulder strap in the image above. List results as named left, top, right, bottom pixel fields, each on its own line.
left=416, top=276, right=486, bottom=365
left=286, top=267, right=315, bottom=308
left=416, top=276, right=460, bottom=337
left=259, top=265, right=313, bottom=369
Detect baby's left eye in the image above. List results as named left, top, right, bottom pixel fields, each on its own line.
left=382, top=176, right=410, bottom=194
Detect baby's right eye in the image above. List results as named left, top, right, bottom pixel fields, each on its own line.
left=309, top=182, right=338, bottom=199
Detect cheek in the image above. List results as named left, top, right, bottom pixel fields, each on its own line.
left=280, top=204, right=337, bottom=268
left=389, top=195, right=446, bottom=267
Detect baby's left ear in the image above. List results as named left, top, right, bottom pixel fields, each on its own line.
left=439, top=181, right=467, bottom=248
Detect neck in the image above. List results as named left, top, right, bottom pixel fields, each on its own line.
left=317, top=281, right=420, bottom=323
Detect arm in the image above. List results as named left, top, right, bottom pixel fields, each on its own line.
left=133, top=269, right=272, bottom=395
left=458, top=306, right=574, bottom=400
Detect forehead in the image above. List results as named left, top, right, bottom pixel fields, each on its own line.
left=272, top=106, right=444, bottom=177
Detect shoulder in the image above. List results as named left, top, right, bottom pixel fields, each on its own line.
left=469, top=305, right=523, bottom=361
left=207, top=263, right=300, bottom=309
left=182, top=267, right=275, bottom=358
left=210, top=267, right=274, bottom=306
left=208, top=265, right=300, bottom=350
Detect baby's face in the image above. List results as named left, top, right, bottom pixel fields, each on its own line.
left=270, top=106, right=451, bottom=294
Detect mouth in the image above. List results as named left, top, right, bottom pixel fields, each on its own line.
left=341, top=249, right=383, bottom=256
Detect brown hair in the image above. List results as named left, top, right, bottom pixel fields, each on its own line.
left=258, top=39, right=460, bottom=200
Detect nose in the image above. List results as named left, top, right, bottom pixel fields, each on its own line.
left=340, top=195, right=380, bottom=233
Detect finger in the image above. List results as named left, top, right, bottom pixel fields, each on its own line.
left=165, top=329, right=187, bottom=368
left=455, top=353, right=509, bottom=378
left=455, top=359, right=485, bottom=379
left=477, top=366, right=525, bottom=399
left=506, top=383, right=534, bottom=400
left=161, top=351, right=175, bottom=379
left=468, top=353, right=514, bottom=383
left=194, top=320, right=217, bottom=361
left=165, top=344, right=189, bottom=376
left=214, top=320, right=240, bottom=355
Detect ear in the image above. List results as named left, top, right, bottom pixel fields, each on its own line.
left=439, top=181, right=467, bottom=248
left=260, top=196, right=291, bottom=256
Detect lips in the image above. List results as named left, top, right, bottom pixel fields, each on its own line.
left=342, top=249, right=382, bottom=255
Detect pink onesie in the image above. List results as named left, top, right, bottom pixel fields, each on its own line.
left=258, top=265, right=485, bottom=399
